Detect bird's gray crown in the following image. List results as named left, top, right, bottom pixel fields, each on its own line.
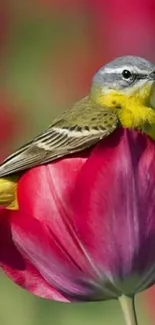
left=103, top=55, right=154, bottom=72
left=92, top=55, right=155, bottom=90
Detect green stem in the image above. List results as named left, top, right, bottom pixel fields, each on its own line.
left=119, top=295, right=138, bottom=325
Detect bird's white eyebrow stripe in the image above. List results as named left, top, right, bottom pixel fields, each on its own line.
left=102, top=67, right=149, bottom=75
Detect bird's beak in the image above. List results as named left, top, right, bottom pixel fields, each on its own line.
left=149, top=71, right=155, bottom=80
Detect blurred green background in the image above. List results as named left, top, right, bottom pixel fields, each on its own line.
left=0, top=273, right=152, bottom=325
left=0, top=0, right=155, bottom=324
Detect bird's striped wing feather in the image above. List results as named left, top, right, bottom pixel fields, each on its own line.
left=0, top=99, right=118, bottom=176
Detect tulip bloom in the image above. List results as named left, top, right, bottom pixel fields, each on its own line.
left=0, top=129, right=155, bottom=323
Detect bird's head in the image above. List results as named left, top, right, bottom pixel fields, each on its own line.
left=90, top=56, right=155, bottom=128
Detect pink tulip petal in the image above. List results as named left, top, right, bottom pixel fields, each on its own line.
left=0, top=209, right=69, bottom=301
left=17, top=157, right=94, bottom=277
left=10, top=209, right=116, bottom=301
left=7, top=155, right=114, bottom=301
left=70, top=130, right=155, bottom=291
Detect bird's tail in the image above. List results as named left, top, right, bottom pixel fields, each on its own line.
left=0, top=176, right=19, bottom=210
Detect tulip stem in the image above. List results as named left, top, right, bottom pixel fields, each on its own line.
left=119, top=295, right=138, bottom=325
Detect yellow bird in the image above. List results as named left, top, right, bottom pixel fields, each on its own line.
left=1, top=55, right=155, bottom=210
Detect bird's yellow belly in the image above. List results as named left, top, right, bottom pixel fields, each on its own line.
left=0, top=176, right=19, bottom=210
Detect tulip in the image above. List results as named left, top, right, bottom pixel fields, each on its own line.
left=0, top=129, right=155, bottom=324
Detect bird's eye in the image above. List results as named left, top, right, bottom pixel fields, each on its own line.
left=122, top=69, right=132, bottom=79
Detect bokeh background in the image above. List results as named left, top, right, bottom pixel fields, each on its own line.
left=0, top=0, right=155, bottom=324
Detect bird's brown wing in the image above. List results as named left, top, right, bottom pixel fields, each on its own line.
left=0, top=97, right=119, bottom=177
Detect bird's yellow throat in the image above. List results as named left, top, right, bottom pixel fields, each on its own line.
left=91, top=83, right=155, bottom=134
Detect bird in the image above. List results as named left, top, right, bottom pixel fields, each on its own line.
left=1, top=55, right=155, bottom=210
